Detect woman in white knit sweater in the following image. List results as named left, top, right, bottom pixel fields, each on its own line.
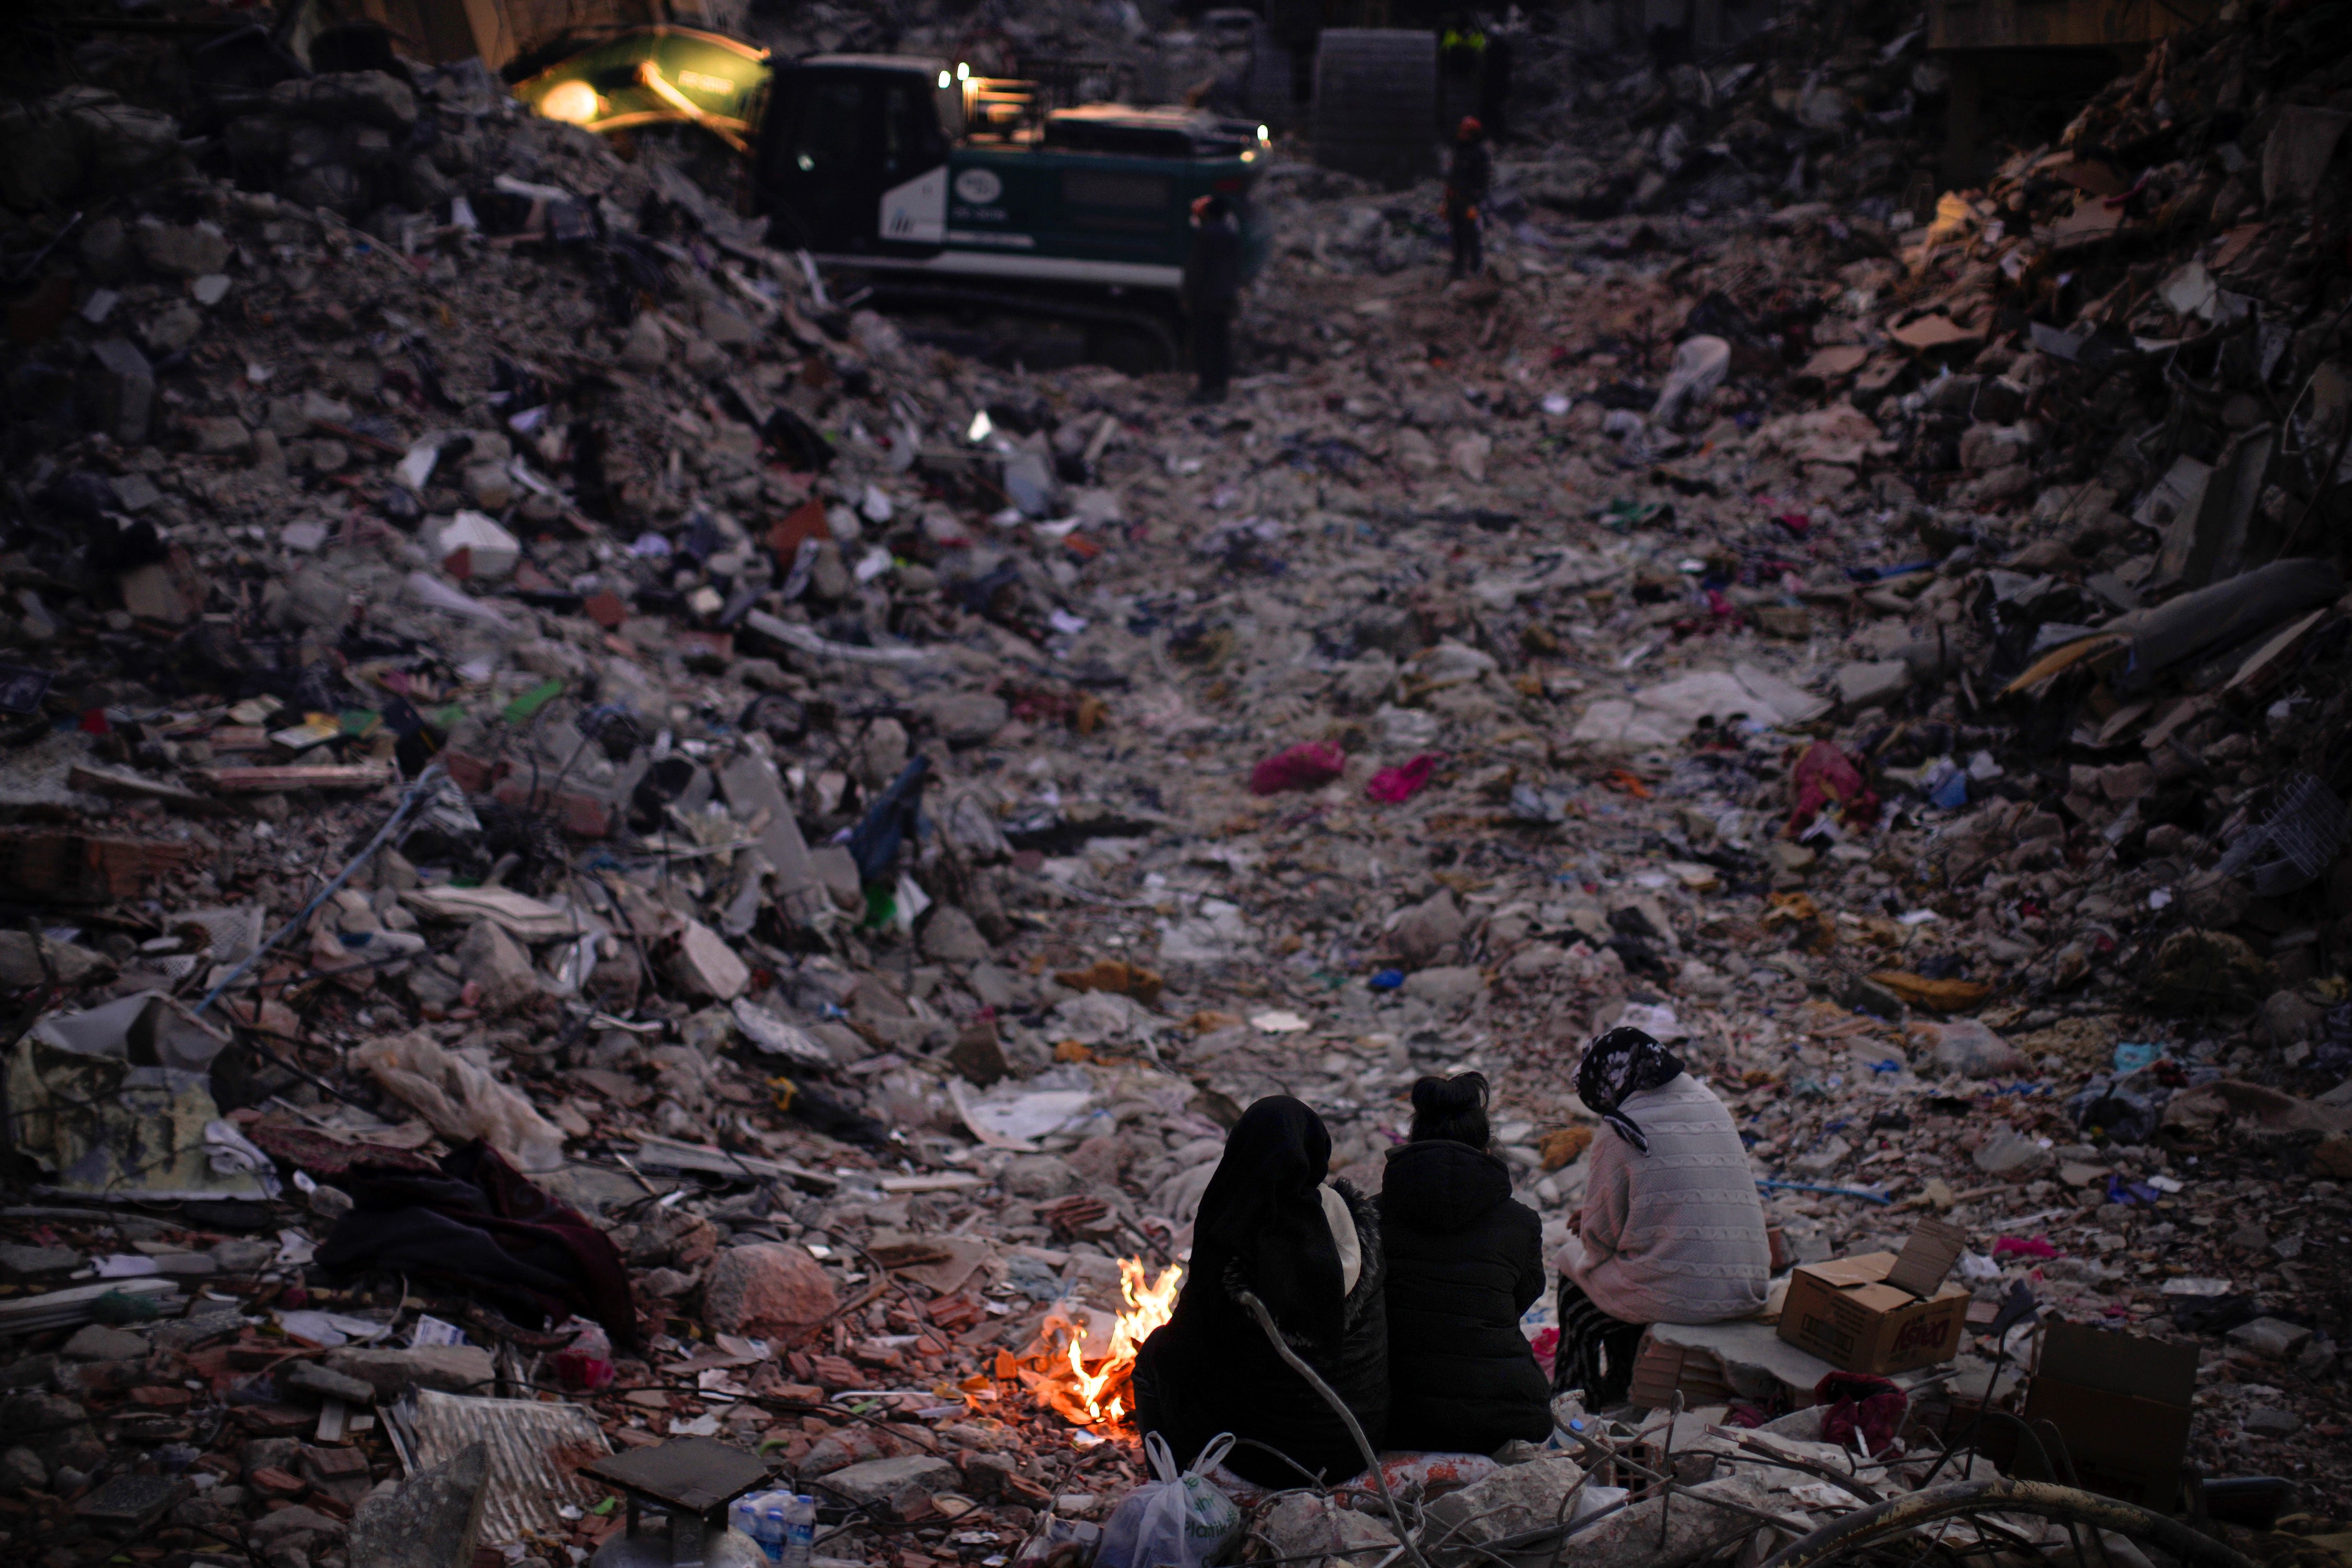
left=1550, top=1027, right=1770, bottom=1406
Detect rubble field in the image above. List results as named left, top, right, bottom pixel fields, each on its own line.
left=1, top=0, right=2351, bottom=1565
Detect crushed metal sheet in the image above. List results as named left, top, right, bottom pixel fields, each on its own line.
left=390, top=1389, right=610, bottom=1546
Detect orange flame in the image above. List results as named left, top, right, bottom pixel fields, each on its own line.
left=1027, top=1257, right=1183, bottom=1427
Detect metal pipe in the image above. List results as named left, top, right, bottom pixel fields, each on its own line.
left=1237, top=1288, right=1432, bottom=1568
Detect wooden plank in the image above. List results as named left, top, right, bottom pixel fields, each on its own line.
left=625, top=1133, right=839, bottom=1191
left=877, top=1172, right=986, bottom=1194
left=2222, top=607, right=2327, bottom=695
left=197, top=763, right=394, bottom=793
left=0, top=1276, right=181, bottom=1333
left=70, top=763, right=225, bottom=813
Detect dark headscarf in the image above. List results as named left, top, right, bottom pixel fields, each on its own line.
left=1576, top=1027, right=1685, bottom=1155
left=1189, top=1096, right=1346, bottom=1343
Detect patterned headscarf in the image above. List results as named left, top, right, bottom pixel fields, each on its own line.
left=1576, top=1027, right=1685, bottom=1155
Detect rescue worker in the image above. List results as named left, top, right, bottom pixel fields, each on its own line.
left=1444, top=117, right=1491, bottom=281
left=1183, top=193, right=1240, bottom=402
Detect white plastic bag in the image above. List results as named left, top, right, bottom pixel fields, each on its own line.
left=1098, top=1433, right=1242, bottom=1568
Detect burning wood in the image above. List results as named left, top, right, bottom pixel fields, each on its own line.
left=1016, top=1256, right=1182, bottom=1427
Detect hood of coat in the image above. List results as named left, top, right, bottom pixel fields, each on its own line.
left=1221, top=1177, right=1384, bottom=1353
left=1380, top=1138, right=1514, bottom=1229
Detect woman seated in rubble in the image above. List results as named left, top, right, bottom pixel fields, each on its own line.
left=1133, top=1095, right=1388, bottom=1486
left=1552, top=1027, right=1769, bottom=1408
left=1377, top=1072, right=1555, bottom=1453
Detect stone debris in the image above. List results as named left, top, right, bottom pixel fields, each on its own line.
left=2, top=0, right=2351, bottom=1565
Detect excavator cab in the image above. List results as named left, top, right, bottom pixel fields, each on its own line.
left=750, top=56, right=1270, bottom=367
left=517, top=40, right=1272, bottom=368
left=753, top=59, right=955, bottom=256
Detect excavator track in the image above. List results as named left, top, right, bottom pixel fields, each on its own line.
left=828, top=275, right=1183, bottom=373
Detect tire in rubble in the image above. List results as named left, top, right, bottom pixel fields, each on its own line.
left=1759, top=1480, right=2256, bottom=1568
left=1312, top=29, right=1438, bottom=190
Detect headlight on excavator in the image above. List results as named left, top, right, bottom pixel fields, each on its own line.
left=539, top=79, right=602, bottom=124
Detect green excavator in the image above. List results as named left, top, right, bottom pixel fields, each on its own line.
left=512, top=28, right=1274, bottom=370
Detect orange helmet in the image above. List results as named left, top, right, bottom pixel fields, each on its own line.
left=1457, top=116, right=1483, bottom=140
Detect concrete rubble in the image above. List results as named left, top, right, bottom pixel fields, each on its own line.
left=2, top=0, right=2351, bottom=1565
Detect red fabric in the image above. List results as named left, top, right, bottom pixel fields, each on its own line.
left=1815, top=1370, right=1907, bottom=1454
left=1366, top=753, right=1443, bottom=803
left=1249, top=741, right=1346, bottom=795
left=1786, top=740, right=1880, bottom=835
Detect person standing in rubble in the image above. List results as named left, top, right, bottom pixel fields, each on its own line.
left=1183, top=193, right=1241, bottom=403
left=1133, top=1096, right=1387, bottom=1485
left=1377, top=1073, right=1553, bottom=1452
left=1552, top=1028, right=1769, bottom=1408
left=1444, top=117, right=1491, bottom=281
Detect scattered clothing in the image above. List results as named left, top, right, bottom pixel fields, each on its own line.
left=1378, top=1138, right=1552, bottom=1452
left=1563, top=1072, right=1771, bottom=1325
left=1814, top=1371, right=1908, bottom=1455
left=315, top=1139, right=639, bottom=1350
left=1135, top=1097, right=1388, bottom=1486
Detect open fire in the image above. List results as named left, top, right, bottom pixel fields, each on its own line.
left=1017, top=1257, right=1183, bottom=1428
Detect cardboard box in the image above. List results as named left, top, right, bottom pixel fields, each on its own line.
left=2020, top=1321, right=2197, bottom=1511
left=1776, top=1251, right=1969, bottom=1375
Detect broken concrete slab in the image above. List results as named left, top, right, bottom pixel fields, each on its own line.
left=323, top=1345, right=495, bottom=1400
left=348, top=1441, right=488, bottom=1568
left=816, top=1455, right=959, bottom=1519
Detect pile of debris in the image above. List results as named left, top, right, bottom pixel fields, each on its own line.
left=1, top=0, right=2350, bottom=1565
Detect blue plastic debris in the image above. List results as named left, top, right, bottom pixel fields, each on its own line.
left=1369, top=968, right=1405, bottom=991
left=2105, top=1173, right=2163, bottom=1206
left=1756, top=1178, right=1892, bottom=1205
left=2113, top=1042, right=2162, bottom=1073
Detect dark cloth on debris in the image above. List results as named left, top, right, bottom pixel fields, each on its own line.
left=1553, top=1278, right=1644, bottom=1405
left=1377, top=1138, right=1552, bottom=1452
left=315, top=1139, right=639, bottom=1350
left=1134, top=1096, right=1388, bottom=1487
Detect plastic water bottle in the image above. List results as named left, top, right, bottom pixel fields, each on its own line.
left=778, top=1494, right=816, bottom=1568
left=729, top=1495, right=773, bottom=1561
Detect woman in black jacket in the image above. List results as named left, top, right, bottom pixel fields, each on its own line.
left=1132, top=1096, right=1387, bottom=1486
left=1377, top=1073, right=1553, bottom=1452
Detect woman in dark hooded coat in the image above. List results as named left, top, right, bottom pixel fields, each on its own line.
left=1132, top=1096, right=1387, bottom=1487
left=1377, top=1073, right=1553, bottom=1452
